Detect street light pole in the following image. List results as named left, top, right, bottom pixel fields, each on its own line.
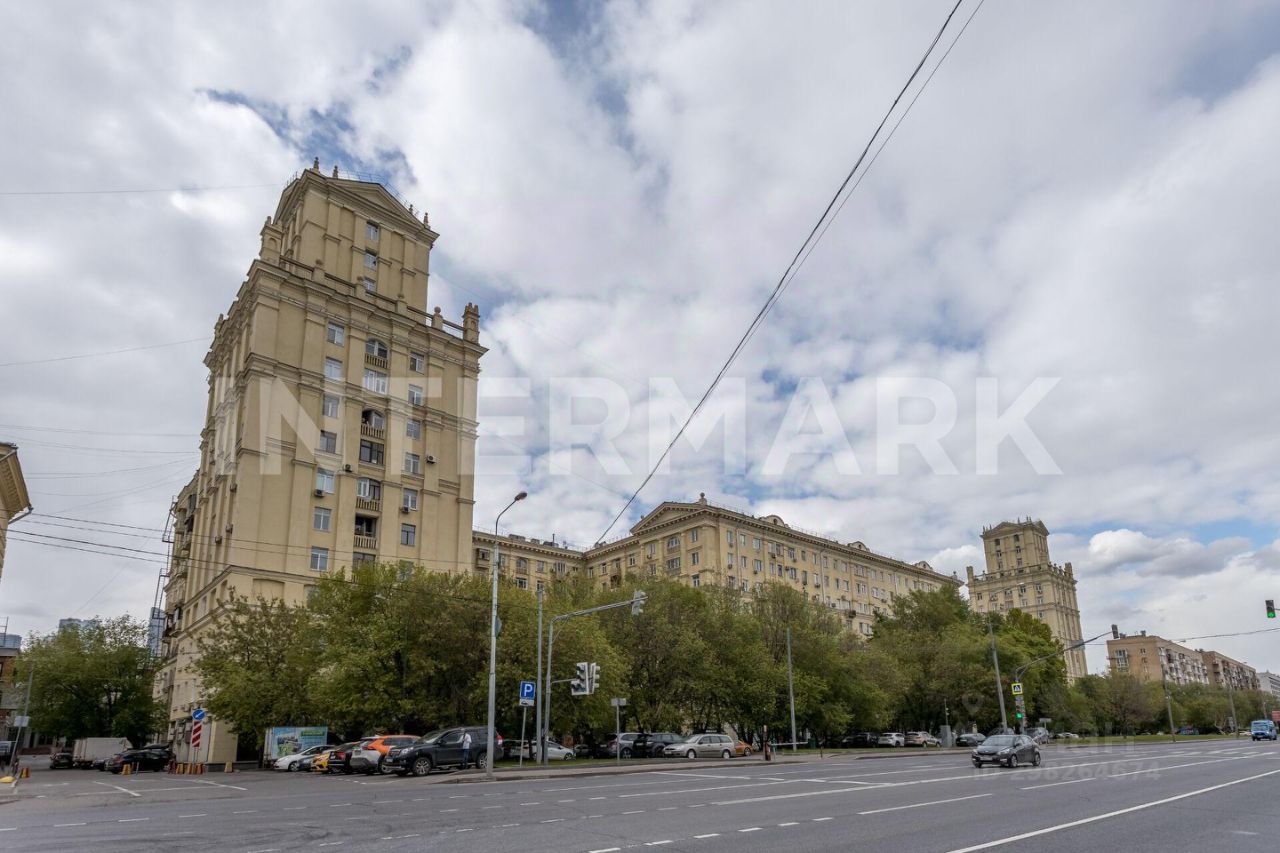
left=486, top=491, right=527, bottom=781
left=987, top=612, right=1009, bottom=734
left=786, top=626, right=798, bottom=752
left=534, top=585, right=544, bottom=767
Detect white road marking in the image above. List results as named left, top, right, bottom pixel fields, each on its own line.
left=860, top=793, right=992, bottom=815
left=456, top=827, right=473, bottom=833
left=118, top=818, right=149, bottom=822
left=1022, top=778, right=1093, bottom=790
left=1107, top=756, right=1254, bottom=778
left=813, top=817, right=833, bottom=821
left=646, top=842, right=673, bottom=847
left=693, top=833, right=720, bottom=839
left=589, top=796, right=606, bottom=800
left=54, top=823, right=87, bottom=827
left=542, top=818, right=565, bottom=823
left=179, top=814, right=207, bottom=818
left=93, top=781, right=141, bottom=798
left=618, top=781, right=787, bottom=799
left=739, top=827, right=762, bottom=832
left=622, top=809, right=645, bottom=814
left=589, top=848, right=621, bottom=852
left=658, top=806, right=677, bottom=811
left=945, top=767, right=1280, bottom=853
left=779, top=821, right=799, bottom=826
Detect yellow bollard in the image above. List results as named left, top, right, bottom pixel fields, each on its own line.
left=223, top=762, right=233, bottom=774
left=19, top=767, right=30, bottom=779
left=121, top=764, right=132, bottom=776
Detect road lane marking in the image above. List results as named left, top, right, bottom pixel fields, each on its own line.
left=618, top=781, right=788, bottom=799
left=118, top=818, right=149, bottom=822
left=589, top=796, right=606, bottom=800
left=589, top=848, right=621, bottom=852
left=1022, top=778, right=1093, bottom=790
left=54, top=823, right=87, bottom=827
left=658, top=806, right=677, bottom=811
left=1107, top=756, right=1254, bottom=778
left=814, top=817, right=833, bottom=821
left=541, top=818, right=565, bottom=823
left=739, top=827, right=762, bottom=832
left=646, top=842, right=673, bottom=846
left=860, top=793, right=992, bottom=814
left=93, top=781, right=141, bottom=798
left=622, top=809, right=645, bottom=814
left=693, top=833, right=719, bottom=839
left=944, top=767, right=1280, bottom=853
left=779, top=822, right=799, bottom=826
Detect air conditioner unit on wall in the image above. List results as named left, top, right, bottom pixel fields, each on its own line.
left=425, top=454, right=436, bottom=464
left=344, top=464, right=353, bottom=472
left=400, top=506, right=410, bottom=514
left=314, top=488, right=325, bottom=497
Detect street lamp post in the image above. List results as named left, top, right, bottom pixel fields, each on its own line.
left=486, top=491, right=527, bottom=781
left=986, top=612, right=1009, bottom=734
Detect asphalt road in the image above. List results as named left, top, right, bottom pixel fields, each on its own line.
left=2, top=741, right=1278, bottom=852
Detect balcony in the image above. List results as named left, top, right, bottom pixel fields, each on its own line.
left=356, top=497, right=381, bottom=512
left=354, top=534, right=377, bottom=550
left=365, top=353, right=389, bottom=370
left=360, top=423, right=386, bottom=440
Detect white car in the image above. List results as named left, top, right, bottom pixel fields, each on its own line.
left=274, top=744, right=327, bottom=771
left=876, top=732, right=905, bottom=747
left=532, top=741, right=576, bottom=761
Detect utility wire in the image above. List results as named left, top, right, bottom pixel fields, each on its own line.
left=597, top=0, right=977, bottom=542
left=0, top=183, right=279, bottom=198
left=0, top=337, right=210, bottom=368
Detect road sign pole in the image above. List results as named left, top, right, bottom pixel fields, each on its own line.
left=535, top=587, right=543, bottom=770
left=519, top=706, right=528, bottom=768
left=616, top=702, right=621, bottom=767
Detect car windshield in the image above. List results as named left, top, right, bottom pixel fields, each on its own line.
left=985, top=736, right=1016, bottom=747
left=415, top=730, right=447, bottom=744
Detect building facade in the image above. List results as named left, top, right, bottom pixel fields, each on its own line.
left=966, top=519, right=1087, bottom=680
left=1106, top=632, right=1210, bottom=686
left=1199, top=649, right=1259, bottom=692
left=1257, top=671, right=1280, bottom=698
left=474, top=494, right=960, bottom=635
left=0, top=442, right=32, bottom=585
left=153, top=164, right=485, bottom=763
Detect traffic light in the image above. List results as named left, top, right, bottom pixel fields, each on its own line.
left=571, top=662, right=589, bottom=696
left=1267, top=600, right=1276, bottom=620
left=589, top=663, right=601, bottom=695
left=632, top=590, right=647, bottom=616
left=1111, top=624, right=1120, bottom=639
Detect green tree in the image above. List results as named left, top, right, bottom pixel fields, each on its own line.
left=17, top=616, right=161, bottom=746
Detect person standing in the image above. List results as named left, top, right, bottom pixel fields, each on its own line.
left=461, top=730, right=472, bottom=770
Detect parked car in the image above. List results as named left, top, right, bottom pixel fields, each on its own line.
left=350, top=735, right=419, bottom=775
left=573, top=743, right=595, bottom=758
left=1053, top=732, right=1081, bottom=740
left=956, top=732, right=986, bottom=748
left=273, top=744, right=328, bottom=772
left=845, top=732, right=880, bottom=748
left=734, top=740, right=753, bottom=757
left=971, top=734, right=1040, bottom=768
left=387, top=726, right=502, bottom=776
left=296, top=753, right=318, bottom=772
left=631, top=732, right=683, bottom=759
left=599, top=732, right=642, bottom=759
left=532, top=740, right=576, bottom=761
left=1027, top=727, right=1051, bottom=744
left=315, top=741, right=366, bottom=774
left=663, top=733, right=735, bottom=759
left=50, top=750, right=75, bottom=769
left=877, top=732, right=905, bottom=747
left=109, top=745, right=173, bottom=774
left=905, top=732, right=940, bottom=747
left=1177, top=726, right=1199, bottom=736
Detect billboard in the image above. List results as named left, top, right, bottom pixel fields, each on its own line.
left=263, top=726, right=329, bottom=761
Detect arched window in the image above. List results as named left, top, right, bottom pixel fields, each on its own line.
left=365, top=338, right=388, bottom=359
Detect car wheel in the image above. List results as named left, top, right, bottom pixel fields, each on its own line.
left=743, top=748, right=752, bottom=757
left=1008, top=754, right=1019, bottom=769
left=686, top=749, right=697, bottom=759
left=412, top=757, right=433, bottom=777
left=621, top=748, right=632, bottom=759
left=476, top=751, right=488, bottom=770
left=378, top=756, right=392, bottom=775
left=288, top=762, right=300, bottom=773
left=972, top=759, right=982, bottom=768
left=720, top=750, right=731, bottom=760
left=563, top=753, right=574, bottom=761
left=1032, top=752, right=1041, bottom=767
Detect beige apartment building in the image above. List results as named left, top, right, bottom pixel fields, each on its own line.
left=0, top=442, right=32, bottom=585
left=1106, top=632, right=1209, bottom=686
left=474, top=494, right=960, bottom=636
left=1200, top=649, right=1259, bottom=692
left=154, top=164, right=485, bottom=763
left=1258, top=671, right=1280, bottom=698
left=966, top=519, right=1087, bottom=681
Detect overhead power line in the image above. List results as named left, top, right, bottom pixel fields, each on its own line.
left=597, top=0, right=983, bottom=542
left=0, top=337, right=210, bottom=368
left=0, top=183, right=279, bottom=198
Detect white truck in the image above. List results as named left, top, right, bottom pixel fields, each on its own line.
left=72, top=737, right=132, bottom=769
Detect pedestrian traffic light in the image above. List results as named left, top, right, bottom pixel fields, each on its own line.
left=1267, top=600, right=1276, bottom=620
left=571, top=662, right=589, bottom=696
left=589, top=663, right=601, bottom=695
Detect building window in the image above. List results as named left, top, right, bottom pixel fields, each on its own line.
left=366, top=221, right=380, bottom=242
left=975, top=592, right=983, bottom=601
left=327, top=321, right=345, bottom=345
left=691, top=574, right=701, bottom=588
left=356, top=478, right=381, bottom=500
left=324, top=357, right=343, bottom=380
left=627, top=554, right=636, bottom=567
left=363, top=368, right=388, bottom=394
left=690, top=529, right=699, bottom=543
left=403, top=488, right=418, bottom=511
left=401, top=524, right=416, bottom=546
left=754, top=559, right=763, bottom=573
left=359, top=439, right=384, bottom=465
left=406, top=418, right=421, bottom=439
left=323, top=394, right=340, bottom=418
left=364, top=251, right=377, bottom=269
left=647, top=542, right=656, bottom=556
left=310, top=547, right=329, bottom=572
left=398, top=560, right=413, bottom=581
left=313, top=507, right=331, bottom=532
left=363, top=276, right=376, bottom=293
left=362, top=408, right=385, bottom=430
left=319, top=430, right=337, bottom=454
left=365, top=338, right=388, bottom=359
left=354, top=516, right=377, bottom=537
left=691, top=551, right=701, bottom=566
left=409, top=352, right=425, bottom=372
left=753, top=537, right=761, bottom=550
left=405, top=452, right=421, bottom=474
left=408, top=384, right=424, bottom=406
left=315, top=469, right=335, bottom=493
left=740, top=533, right=747, bottom=546
left=516, top=577, right=529, bottom=589
left=536, top=560, right=546, bottom=573
left=666, top=557, right=681, bottom=571
left=667, top=536, right=681, bottom=549
left=353, top=552, right=376, bottom=566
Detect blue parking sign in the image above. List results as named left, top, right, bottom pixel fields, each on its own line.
left=519, top=680, right=536, bottom=707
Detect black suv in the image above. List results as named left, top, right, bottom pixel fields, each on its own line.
left=387, top=726, right=502, bottom=776
left=109, top=745, right=173, bottom=774
left=631, top=732, right=682, bottom=758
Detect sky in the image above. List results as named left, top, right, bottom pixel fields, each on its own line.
left=2, top=0, right=1279, bottom=676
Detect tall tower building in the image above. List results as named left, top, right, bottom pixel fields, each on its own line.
left=966, top=519, right=1087, bottom=681
left=153, top=164, right=485, bottom=762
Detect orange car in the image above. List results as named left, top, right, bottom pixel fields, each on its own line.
left=349, top=735, right=418, bottom=775
left=734, top=740, right=754, bottom=757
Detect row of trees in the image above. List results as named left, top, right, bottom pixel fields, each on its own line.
left=16, top=568, right=1269, bottom=750
left=192, top=564, right=1275, bottom=750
